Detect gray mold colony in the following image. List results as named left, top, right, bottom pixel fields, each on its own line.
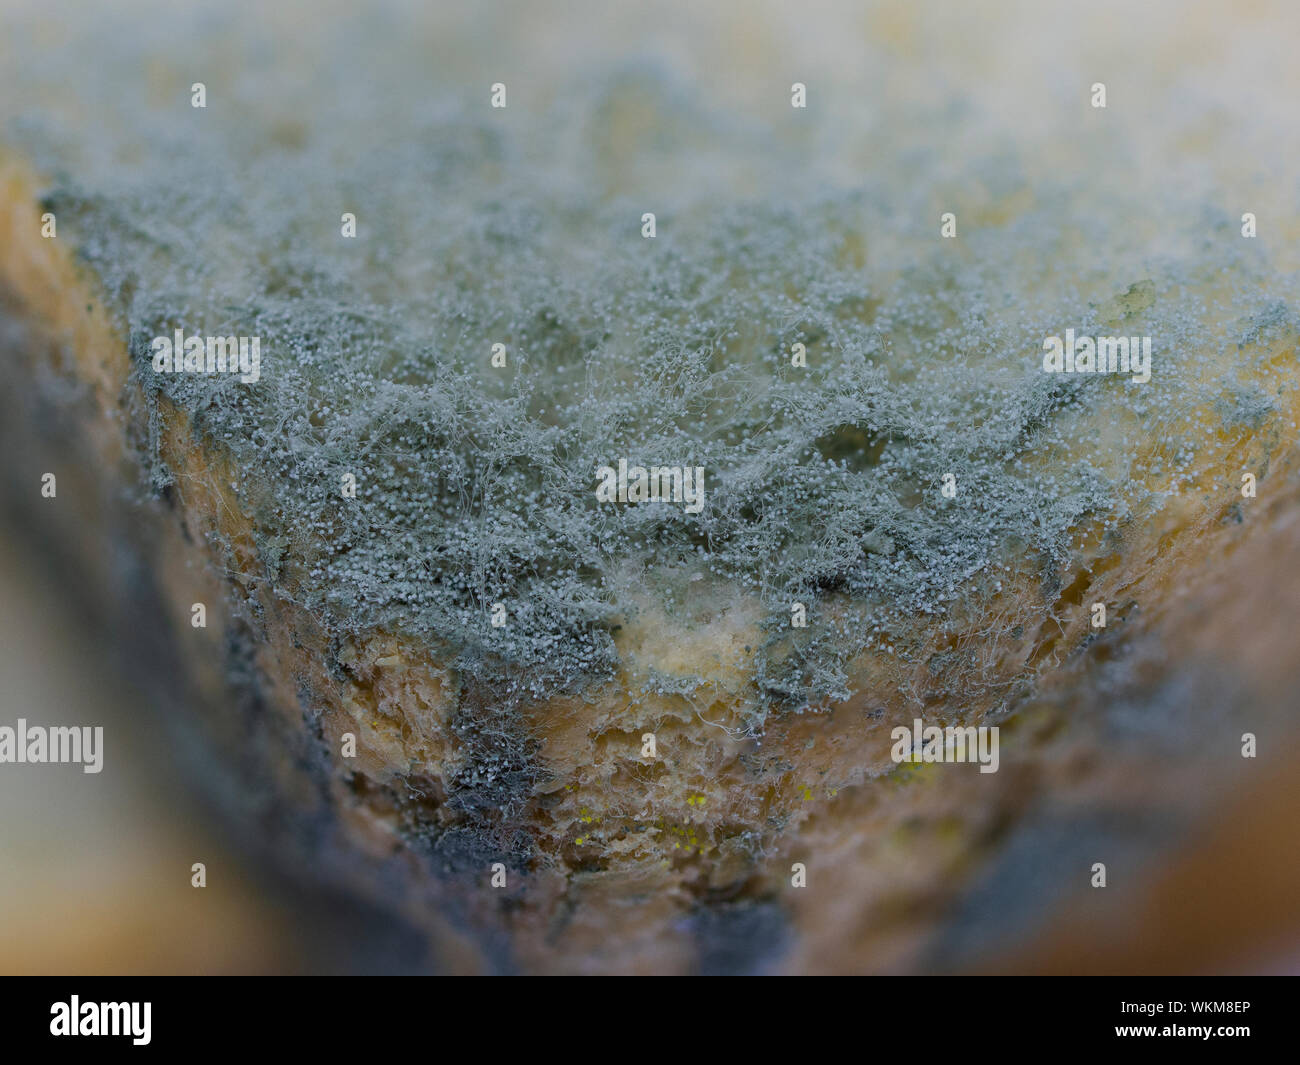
left=4, top=12, right=1296, bottom=720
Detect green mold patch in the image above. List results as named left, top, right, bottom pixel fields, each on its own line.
left=3, top=9, right=1297, bottom=733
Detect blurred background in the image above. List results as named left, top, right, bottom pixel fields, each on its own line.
left=0, top=299, right=441, bottom=973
